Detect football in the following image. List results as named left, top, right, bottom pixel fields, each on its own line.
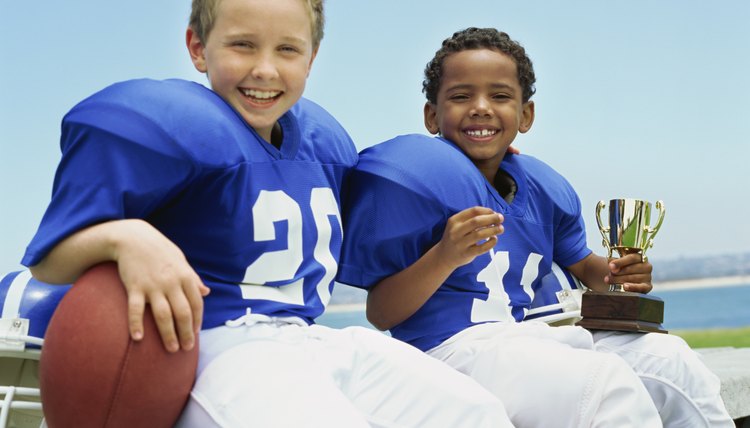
left=39, top=262, right=198, bottom=428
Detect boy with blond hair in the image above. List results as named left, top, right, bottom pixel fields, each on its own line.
left=24, top=2, right=514, bottom=426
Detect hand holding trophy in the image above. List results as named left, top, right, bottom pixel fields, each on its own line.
left=575, top=199, right=668, bottom=333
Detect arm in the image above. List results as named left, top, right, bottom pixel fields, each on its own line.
left=367, top=207, right=503, bottom=330
left=30, top=219, right=209, bottom=353
left=566, top=252, right=653, bottom=294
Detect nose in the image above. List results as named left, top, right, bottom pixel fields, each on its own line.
left=251, top=52, right=280, bottom=81
left=470, top=96, right=493, bottom=118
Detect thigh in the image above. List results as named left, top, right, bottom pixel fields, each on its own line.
left=592, top=330, right=721, bottom=397
left=311, top=325, right=512, bottom=428
left=429, top=322, right=660, bottom=428
left=593, top=331, right=732, bottom=427
left=428, top=321, right=596, bottom=377
left=179, top=326, right=369, bottom=428
left=592, top=330, right=709, bottom=379
left=180, top=324, right=511, bottom=428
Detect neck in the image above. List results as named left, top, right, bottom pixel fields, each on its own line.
left=473, top=158, right=499, bottom=184
left=269, top=122, right=283, bottom=149
left=493, top=167, right=517, bottom=203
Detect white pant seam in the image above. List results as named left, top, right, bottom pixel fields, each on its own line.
left=637, top=373, right=711, bottom=427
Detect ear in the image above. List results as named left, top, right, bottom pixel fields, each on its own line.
left=423, top=103, right=440, bottom=135
left=186, top=27, right=208, bottom=74
left=519, top=100, right=535, bottom=133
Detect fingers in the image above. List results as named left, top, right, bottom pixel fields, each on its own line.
left=183, top=275, right=207, bottom=338
left=437, top=207, right=504, bottom=268
left=149, top=294, right=181, bottom=353
left=113, top=223, right=205, bottom=353
left=155, top=275, right=206, bottom=353
left=474, top=234, right=499, bottom=253
left=452, top=206, right=497, bottom=222
left=126, top=274, right=206, bottom=353
left=607, top=253, right=653, bottom=294
left=199, top=282, right=211, bottom=296
left=450, top=211, right=503, bottom=251
left=622, top=282, right=653, bottom=293
left=128, top=292, right=146, bottom=342
left=450, top=207, right=504, bottom=237
left=609, top=253, right=649, bottom=272
left=168, top=283, right=200, bottom=351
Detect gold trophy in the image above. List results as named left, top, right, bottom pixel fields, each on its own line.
left=576, top=199, right=668, bottom=333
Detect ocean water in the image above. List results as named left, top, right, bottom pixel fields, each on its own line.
left=653, top=283, right=750, bottom=330
left=317, top=283, right=750, bottom=331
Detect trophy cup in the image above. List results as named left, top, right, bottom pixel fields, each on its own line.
left=575, top=199, right=667, bottom=333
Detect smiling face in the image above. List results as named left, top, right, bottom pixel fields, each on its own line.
left=424, top=48, right=534, bottom=180
left=187, top=0, right=317, bottom=144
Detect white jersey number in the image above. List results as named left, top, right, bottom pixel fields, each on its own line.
left=471, top=250, right=543, bottom=323
left=240, top=188, right=340, bottom=306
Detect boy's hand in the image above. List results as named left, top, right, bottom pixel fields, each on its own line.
left=433, top=207, right=504, bottom=270
left=113, top=220, right=210, bottom=353
left=606, top=253, right=653, bottom=294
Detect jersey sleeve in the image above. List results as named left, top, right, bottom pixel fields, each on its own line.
left=338, top=135, right=490, bottom=289
left=551, top=178, right=591, bottom=267
left=22, top=99, right=196, bottom=267
left=337, top=162, right=446, bottom=289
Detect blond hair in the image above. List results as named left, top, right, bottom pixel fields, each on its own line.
left=189, top=0, right=325, bottom=49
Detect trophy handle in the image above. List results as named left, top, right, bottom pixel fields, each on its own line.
left=643, top=200, right=665, bottom=256
left=595, top=200, right=612, bottom=257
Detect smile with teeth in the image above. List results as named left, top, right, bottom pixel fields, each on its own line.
left=465, top=129, right=497, bottom=138
left=241, top=88, right=282, bottom=104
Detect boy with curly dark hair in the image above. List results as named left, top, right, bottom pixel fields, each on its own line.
left=339, top=27, right=732, bottom=427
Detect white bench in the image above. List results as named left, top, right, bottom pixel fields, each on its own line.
left=695, top=347, right=750, bottom=425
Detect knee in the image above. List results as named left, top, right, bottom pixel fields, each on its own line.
left=639, top=334, right=708, bottom=374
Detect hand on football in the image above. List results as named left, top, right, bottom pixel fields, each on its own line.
left=113, top=220, right=210, bottom=353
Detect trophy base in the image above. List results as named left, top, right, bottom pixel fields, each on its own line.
left=575, top=290, right=668, bottom=334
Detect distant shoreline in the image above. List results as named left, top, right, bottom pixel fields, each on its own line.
left=654, top=275, right=750, bottom=291
left=327, top=276, right=750, bottom=311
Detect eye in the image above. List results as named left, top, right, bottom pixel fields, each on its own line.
left=230, top=40, right=254, bottom=49
left=448, top=93, right=470, bottom=102
left=492, top=93, right=512, bottom=101
left=279, top=45, right=302, bottom=54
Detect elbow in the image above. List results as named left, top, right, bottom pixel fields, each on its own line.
left=366, top=306, right=395, bottom=331
left=29, top=264, right=54, bottom=283
left=29, top=263, right=72, bottom=285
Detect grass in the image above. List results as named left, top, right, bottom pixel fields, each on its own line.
left=672, top=326, right=750, bottom=348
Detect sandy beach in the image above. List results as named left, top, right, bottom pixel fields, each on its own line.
left=655, top=275, right=750, bottom=291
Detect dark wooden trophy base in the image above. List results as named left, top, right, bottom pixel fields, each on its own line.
left=575, top=290, right=668, bottom=334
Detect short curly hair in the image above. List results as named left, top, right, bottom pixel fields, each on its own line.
left=189, top=0, right=325, bottom=50
left=423, top=27, right=536, bottom=104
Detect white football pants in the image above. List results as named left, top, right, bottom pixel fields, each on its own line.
left=592, top=330, right=733, bottom=428
left=177, top=318, right=513, bottom=428
left=427, top=321, right=663, bottom=428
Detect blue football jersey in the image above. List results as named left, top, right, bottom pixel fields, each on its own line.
left=23, top=78, right=357, bottom=328
left=338, top=134, right=591, bottom=351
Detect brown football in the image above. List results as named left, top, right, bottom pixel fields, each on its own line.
left=39, top=262, right=198, bottom=428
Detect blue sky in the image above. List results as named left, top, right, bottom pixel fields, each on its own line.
left=1, top=0, right=749, bottom=274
